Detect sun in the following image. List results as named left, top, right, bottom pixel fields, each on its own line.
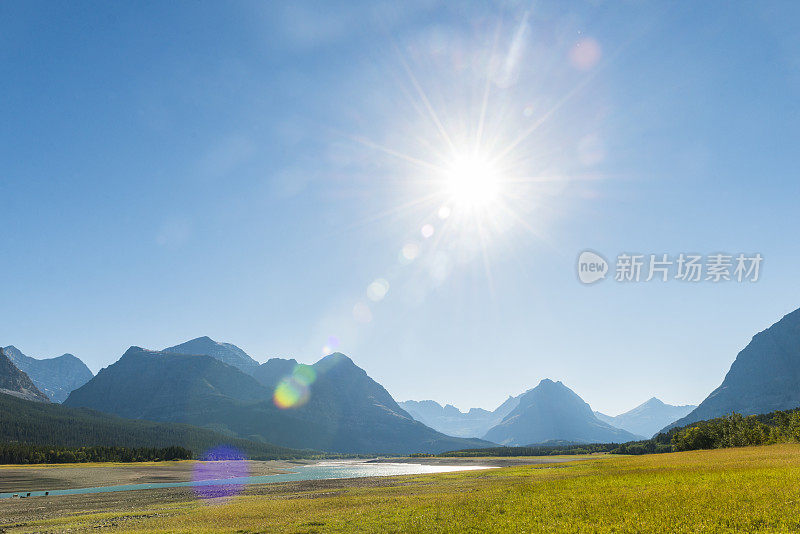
left=443, top=152, right=502, bottom=209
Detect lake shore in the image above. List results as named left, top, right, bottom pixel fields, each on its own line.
left=0, top=459, right=314, bottom=493
left=0, top=456, right=575, bottom=527
left=0, top=457, right=516, bottom=527
left=0, top=455, right=602, bottom=531
left=0, top=455, right=592, bottom=494
left=3, top=447, right=799, bottom=532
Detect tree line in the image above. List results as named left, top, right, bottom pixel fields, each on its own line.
left=669, top=409, right=800, bottom=451
left=611, top=408, right=800, bottom=455
left=437, top=408, right=800, bottom=458
left=0, top=444, right=193, bottom=464
left=440, top=443, right=618, bottom=457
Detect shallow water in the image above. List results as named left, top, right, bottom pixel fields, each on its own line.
left=0, top=461, right=492, bottom=499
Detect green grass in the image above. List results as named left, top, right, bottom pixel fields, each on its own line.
left=15, top=444, right=800, bottom=533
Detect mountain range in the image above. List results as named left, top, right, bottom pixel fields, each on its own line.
left=403, top=391, right=694, bottom=444
left=3, top=345, right=93, bottom=402
left=594, top=398, right=696, bottom=438
left=13, top=304, right=800, bottom=455
left=0, top=347, right=50, bottom=402
left=402, top=306, right=800, bottom=443
left=483, top=379, right=642, bottom=445
left=399, top=395, right=523, bottom=438
left=664, top=307, right=800, bottom=432
left=65, top=343, right=491, bottom=454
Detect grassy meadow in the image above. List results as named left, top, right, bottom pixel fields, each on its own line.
left=7, top=444, right=800, bottom=533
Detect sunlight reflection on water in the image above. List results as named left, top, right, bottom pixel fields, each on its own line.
left=0, top=461, right=494, bottom=500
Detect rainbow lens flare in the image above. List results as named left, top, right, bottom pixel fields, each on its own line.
left=273, top=364, right=317, bottom=409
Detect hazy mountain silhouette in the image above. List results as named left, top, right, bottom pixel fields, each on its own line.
left=483, top=379, right=642, bottom=445
left=664, top=307, right=800, bottom=432
left=594, top=398, right=696, bottom=438
left=0, top=348, right=49, bottom=402
left=3, top=345, right=93, bottom=403
left=163, top=336, right=260, bottom=374
left=65, top=347, right=491, bottom=454
left=399, top=393, right=523, bottom=438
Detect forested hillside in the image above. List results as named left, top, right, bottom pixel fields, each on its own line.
left=614, top=408, right=800, bottom=454
left=0, top=393, right=316, bottom=460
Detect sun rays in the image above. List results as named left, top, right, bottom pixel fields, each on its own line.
left=308, top=11, right=609, bottom=356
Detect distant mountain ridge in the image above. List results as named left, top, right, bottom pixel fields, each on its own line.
left=65, top=346, right=492, bottom=454
left=3, top=345, right=93, bottom=403
left=664, top=307, right=800, bottom=432
left=0, top=348, right=50, bottom=402
left=483, top=379, right=642, bottom=445
left=594, top=398, right=696, bottom=438
left=163, top=336, right=260, bottom=374
left=399, top=393, right=523, bottom=438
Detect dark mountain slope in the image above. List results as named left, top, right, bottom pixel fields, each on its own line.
left=65, top=348, right=490, bottom=454
left=0, top=393, right=311, bottom=459
left=665, top=307, right=800, bottom=432
left=65, top=347, right=269, bottom=430
left=244, top=353, right=493, bottom=454
left=252, top=357, right=299, bottom=389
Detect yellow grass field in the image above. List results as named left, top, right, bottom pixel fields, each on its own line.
left=7, top=444, right=800, bottom=533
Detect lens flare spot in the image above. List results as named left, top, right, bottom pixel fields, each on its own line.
left=367, top=278, right=390, bottom=301
left=421, top=224, right=435, bottom=239
left=353, top=301, right=373, bottom=323
left=273, top=364, right=318, bottom=409
left=273, top=378, right=308, bottom=408
left=401, top=242, right=420, bottom=262
left=437, top=205, right=451, bottom=220
left=430, top=251, right=452, bottom=285
left=192, top=446, right=249, bottom=501
left=570, top=37, right=601, bottom=70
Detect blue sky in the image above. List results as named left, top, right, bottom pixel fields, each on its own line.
left=1, top=1, right=799, bottom=415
